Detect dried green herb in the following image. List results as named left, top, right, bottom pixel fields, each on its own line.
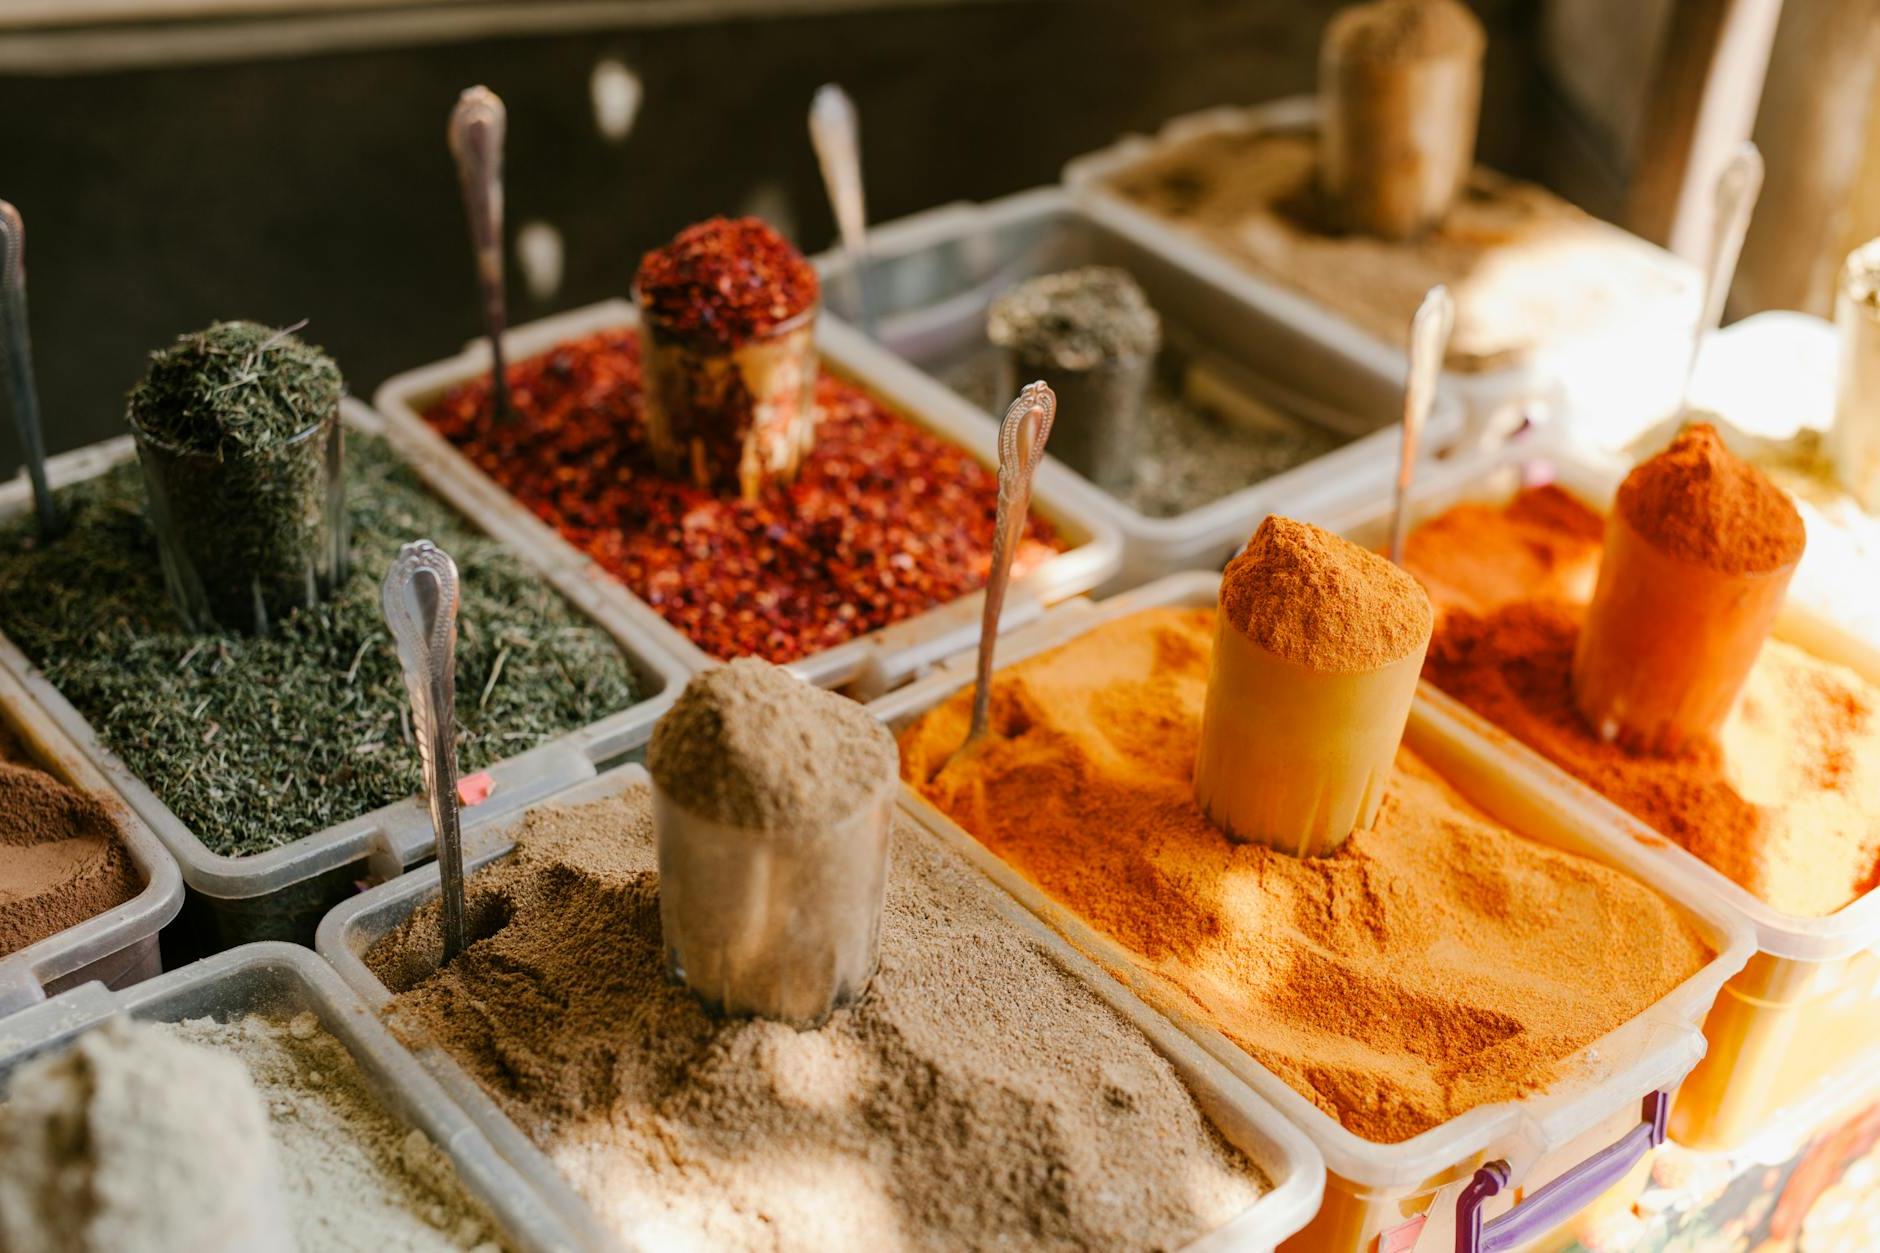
left=0, top=434, right=639, bottom=857
left=126, top=321, right=349, bottom=634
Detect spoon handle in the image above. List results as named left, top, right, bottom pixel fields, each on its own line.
left=809, top=84, right=874, bottom=336
left=1682, top=143, right=1764, bottom=406
left=1390, top=285, right=1454, bottom=566
left=382, top=540, right=467, bottom=963
left=449, top=86, right=511, bottom=421
left=0, top=203, right=58, bottom=538
left=967, top=382, right=1056, bottom=745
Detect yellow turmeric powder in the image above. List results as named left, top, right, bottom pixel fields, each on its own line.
left=899, top=605, right=1711, bottom=1143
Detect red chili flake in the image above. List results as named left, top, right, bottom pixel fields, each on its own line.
left=422, top=329, right=1066, bottom=664
left=634, top=218, right=820, bottom=351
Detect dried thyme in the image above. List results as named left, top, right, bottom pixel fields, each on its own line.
left=0, top=434, right=639, bottom=857
left=126, top=321, right=343, bottom=459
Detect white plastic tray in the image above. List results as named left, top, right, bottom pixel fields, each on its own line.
left=316, top=764, right=1327, bottom=1253
left=370, top=300, right=1123, bottom=701
left=0, top=401, right=690, bottom=947
left=0, top=943, right=600, bottom=1252
left=868, top=572, right=1752, bottom=1201
left=0, top=650, right=183, bottom=1020
left=1062, top=97, right=1701, bottom=444
left=814, top=186, right=1466, bottom=591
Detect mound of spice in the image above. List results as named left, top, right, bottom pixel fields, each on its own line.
left=368, top=784, right=1267, bottom=1250
left=986, top=267, right=1161, bottom=372
left=635, top=217, right=818, bottom=351
left=1411, top=485, right=1880, bottom=917
left=899, top=605, right=1710, bottom=1143
left=163, top=1013, right=504, bottom=1252
left=421, top=329, right=1064, bottom=663
left=1617, top=424, right=1805, bottom=574
left=0, top=435, right=638, bottom=857
left=0, top=762, right=141, bottom=957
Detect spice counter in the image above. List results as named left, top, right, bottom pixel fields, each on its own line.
left=0, top=943, right=590, bottom=1251
left=316, top=765, right=1326, bottom=1253
left=373, top=299, right=1120, bottom=700
left=815, top=186, right=1459, bottom=590
left=1324, top=434, right=1880, bottom=1157
left=874, top=572, right=1751, bottom=1253
left=0, top=399, right=688, bottom=949
left=0, top=642, right=181, bottom=1018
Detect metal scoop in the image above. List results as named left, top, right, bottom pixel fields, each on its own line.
left=935, top=381, right=1056, bottom=778
left=0, top=202, right=57, bottom=538
left=381, top=540, right=468, bottom=964
left=1388, top=285, right=1455, bottom=566
left=449, top=86, right=511, bottom=422
left=809, top=83, right=874, bottom=336
left=1678, top=142, right=1764, bottom=413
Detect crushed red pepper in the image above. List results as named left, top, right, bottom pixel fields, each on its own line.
left=422, top=329, right=1066, bottom=663
left=635, top=218, right=820, bottom=350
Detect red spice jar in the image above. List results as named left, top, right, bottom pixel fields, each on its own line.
left=421, top=328, right=1063, bottom=665
left=635, top=218, right=821, bottom=501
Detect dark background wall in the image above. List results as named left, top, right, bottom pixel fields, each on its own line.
left=0, top=0, right=1574, bottom=476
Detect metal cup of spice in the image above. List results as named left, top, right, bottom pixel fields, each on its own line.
left=635, top=217, right=821, bottom=501
left=986, top=267, right=1160, bottom=494
left=647, top=658, right=897, bottom=1028
left=125, top=320, right=347, bottom=636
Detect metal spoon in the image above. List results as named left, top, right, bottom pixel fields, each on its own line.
left=1680, top=142, right=1764, bottom=412
left=809, top=83, right=875, bottom=337
left=0, top=202, right=58, bottom=538
left=449, top=86, right=511, bottom=422
left=382, top=540, right=468, bottom=964
left=937, top=381, right=1056, bottom=778
left=1389, top=285, right=1455, bottom=566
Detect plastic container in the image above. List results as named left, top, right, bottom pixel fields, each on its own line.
left=0, top=400, right=690, bottom=949
left=372, top=300, right=1121, bottom=703
left=1322, top=441, right=1880, bottom=1154
left=0, top=942, right=600, bottom=1252
left=815, top=186, right=1466, bottom=591
left=869, top=571, right=1752, bottom=1253
left=317, top=764, right=1327, bottom=1253
left=0, top=654, right=183, bottom=1019
left=1062, top=97, right=1701, bottom=446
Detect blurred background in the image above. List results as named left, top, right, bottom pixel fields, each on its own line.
left=0, top=0, right=1874, bottom=474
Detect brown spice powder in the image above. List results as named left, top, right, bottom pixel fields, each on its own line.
left=0, top=762, right=140, bottom=956
left=1403, top=483, right=1604, bottom=622
left=368, top=786, right=1266, bottom=1251
left=899, top=606, right=1709, bottom=1143
left=1222, top=516, right=1431, bottom=670
left=1618, top=424, right=1806, bottom=574
left=1324, top=0, right=1485, bottom=63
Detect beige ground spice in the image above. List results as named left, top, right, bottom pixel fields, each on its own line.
left=368, top=785, right=1267, bottom=1252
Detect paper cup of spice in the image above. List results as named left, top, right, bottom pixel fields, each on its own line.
left=636, top=217, right=821, bottom=501
left=125, top=321, right=346, bottom=635
left=647, top=659, right=897, bottom=1027
left=1318, top=0, right=1485, bottom=240
left=1829, top=238, right=1880, bottom=511
left=1194, top=517, right=1432, bottom=856
left=1574, top=425, right=1805, bottom=755
left=987, top=267, right=1161, bottom=494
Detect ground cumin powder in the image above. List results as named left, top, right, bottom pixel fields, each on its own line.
left=1222, top=516, right=1430, bottom=669
left=899, top=606, right=1708, bottom=1144
left=368, top=785, right=1265, bottom=1251
left=0, top=762, right=140, bottom=957
left=1412, top=486, right=1880, bottom=917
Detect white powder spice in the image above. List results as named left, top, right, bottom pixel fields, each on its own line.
left=160, top=1012, right=505, bottom=1253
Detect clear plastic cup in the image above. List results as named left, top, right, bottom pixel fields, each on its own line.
left=132, top=407, right=347, bottom=636
left=638, top=297, right=820, bottom=500
left=1194, top=612, right=1427, bottom=856
left=1573, top=511, right=1798, bottom=755
left=1829, top=238, right=1880, bottom=510
left=653, top=773, right=893, bottom=1027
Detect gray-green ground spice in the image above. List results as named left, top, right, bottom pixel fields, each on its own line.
left=945, top=350, right=1346, bottom=518
left=0, top=435, right=638, bottom=857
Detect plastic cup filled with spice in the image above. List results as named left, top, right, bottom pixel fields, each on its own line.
left=1572, top=426, right=1804, bottom=755
left=648, top=660, right=896, bottom=1026
left=125, top=321, right=347, bottom=636
left=986, top=267, right=1160, bottom=494
left=1194, top=517, right=1431, bottom=856
left=1828, top=239, right=1880, bottom=511
left=636, top=217, right=821, bottom=500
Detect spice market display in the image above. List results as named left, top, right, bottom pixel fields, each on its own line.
left=11, top=0, right=1880, bottom=1248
